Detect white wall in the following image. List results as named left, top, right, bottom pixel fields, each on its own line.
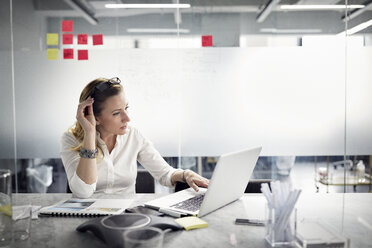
left=1, top=46, right=370, bottom=158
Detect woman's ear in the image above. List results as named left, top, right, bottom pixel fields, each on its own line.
left=95, top=116, right=101, bottom=125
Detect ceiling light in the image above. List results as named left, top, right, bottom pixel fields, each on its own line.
left=260, top=28, right=322, bottom=34
left=127, top=28, right=190, bottom=33
left=105, top=4, right=190, bottom=9
left=280, top=5, right=364, bottom=10
left=338, top=19, right=372, bottom=36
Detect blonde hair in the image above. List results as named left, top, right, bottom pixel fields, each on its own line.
left=69, top=78, right=123, bottom=159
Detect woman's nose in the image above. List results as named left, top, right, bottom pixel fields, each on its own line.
left=121, top=112, right=130, bottom=122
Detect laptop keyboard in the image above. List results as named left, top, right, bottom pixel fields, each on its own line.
left=170, top=194, right=205, bottom=212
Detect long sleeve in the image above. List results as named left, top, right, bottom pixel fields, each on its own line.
left=60, top=132, right=97, bottom=198
left=136, top=129, right=179, bottom=187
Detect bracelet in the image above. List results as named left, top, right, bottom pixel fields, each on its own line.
left=182, top=170, right=186, bottom=183
left=79, top=147, right=98, bottom=159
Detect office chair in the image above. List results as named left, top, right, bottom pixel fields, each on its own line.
left=66, top=183, right=72, bottom=193
left=245, top=179, right=272, bottom=193
left=135, top=169, right=155, bottom=193
left=175, top=182, right=190, bottom=192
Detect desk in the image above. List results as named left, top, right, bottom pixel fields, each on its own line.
left=316, top=172, right=372, bottom=193
left=318, top=174, right=371, bottom=187
left=314, top=159, right=372, bottom=193
left=11, top=193, right=372, bottom=248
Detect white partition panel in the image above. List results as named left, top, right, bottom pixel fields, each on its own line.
left=0, top=52, right=15, bottom=158
left=346, top=47, right=372, bottom=155
left=2, top=47, right=371, bottom=158
left=178, top=48, right=346, bottom=156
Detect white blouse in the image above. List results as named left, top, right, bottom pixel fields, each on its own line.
left=60, top=126, right=178, bottom=198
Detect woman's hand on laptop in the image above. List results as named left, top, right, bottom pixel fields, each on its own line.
left=184, top=170, right=209, bottom=192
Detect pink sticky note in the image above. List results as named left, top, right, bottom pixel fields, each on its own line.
left=202, top=35, right=213, bottom=47
left=62, top=34, right=73, bottom=45
left=63, top=49, right=74, bottom=59
left=78, top=50, right=88, bottom=60
left=62, top=20, right=73, bottom=32
left=77, top=34, right=88, bottom=45
left=92, top=34, right=103, bottom=45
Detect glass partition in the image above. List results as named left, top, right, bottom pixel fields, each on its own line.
left=2, top=0, right=371, bottom=189
left=344, top=2, right=372, bottom=245
left=1, top=1, right=372, bottom=242
left=1, top=0, right=372, bottom=245
left=0, top=0, right=18, bottom=191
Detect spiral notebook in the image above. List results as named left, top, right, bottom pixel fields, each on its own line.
left=38, top=198, right=133, bottom=217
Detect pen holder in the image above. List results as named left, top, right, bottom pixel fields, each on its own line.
left=265, top=206, right=297, bottom=247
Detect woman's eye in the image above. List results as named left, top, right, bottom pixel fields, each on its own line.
left=113, top=112, right=120, bottom=116
left=125, top=106, right=129, bottom=111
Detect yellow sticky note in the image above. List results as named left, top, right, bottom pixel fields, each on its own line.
left=175, top=216, right=208, bottom=231
left=0, top=204, right=12, bottom=217
left=47, top=33, right=59, bottom=45
left=47, top=49, right=58, bottom=60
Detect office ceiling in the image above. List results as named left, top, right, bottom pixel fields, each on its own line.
left=33, top=0, right=371, bottom=15
left=32, top=0, right=372, bottom=35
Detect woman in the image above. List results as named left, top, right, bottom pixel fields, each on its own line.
left=60, top=77, right=209, bottom=198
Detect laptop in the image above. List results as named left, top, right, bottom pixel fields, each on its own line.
left=144, top=147, right=262, bottom=217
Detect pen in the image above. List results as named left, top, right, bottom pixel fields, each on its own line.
left=159, top=208, right=187, bottom=218
left=235, top=218, right=265, bottom=226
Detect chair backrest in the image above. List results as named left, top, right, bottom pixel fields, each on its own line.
left=66, top=183, right=72, bottom=193
left=245, top=179, right=272, bottom=193
left=136, top=169, right=155, bottom=193
left=175, top=182, right=190, bottom=192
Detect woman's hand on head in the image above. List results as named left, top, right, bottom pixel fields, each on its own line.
left=76, top=97, right=96, bottom=135
left=184, top=170, right=210, bottom=192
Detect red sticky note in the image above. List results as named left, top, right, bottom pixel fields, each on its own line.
left=77, top=34, right=88, bottom=45
left=202, top=35, right=213, bottom=47
left=92, top=34, right=103, bottom=45
left=62, top=20, right=73, bottom=32
left=62, top=34, right=73, bottom=45
left=78, top=50, right=88, bottom=60
left=63, top=49, right=74, bottom=59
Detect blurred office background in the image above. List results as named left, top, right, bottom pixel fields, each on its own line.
left=0, top=0, right=371, bottom=195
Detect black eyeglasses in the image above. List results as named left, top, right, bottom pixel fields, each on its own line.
left=91, top=77, right=121, bottom=97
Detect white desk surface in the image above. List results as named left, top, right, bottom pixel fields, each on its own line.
left=10, top=193, right=372, bottom=248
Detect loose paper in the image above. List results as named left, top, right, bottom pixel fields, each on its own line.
left=202, top=35, right=213, bottom=47
left=78, top=34, right=88, bottom=45
left=47, top=49, right=58, bottom=60
left=12, top=205, right=41, bottom=221
left=78, top=49, right=88, bottom=60
left=62, top=34, right=73, bottom=45
left=63, top=48, right=74, bottom=59
left=92, top=34, right=103, bottom=45
left=46, top=33, right=59, bottom=46
left=62, top=20, right=73, bottom=32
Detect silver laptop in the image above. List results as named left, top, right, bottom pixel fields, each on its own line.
left=144, top=147, right=262, bottom=217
